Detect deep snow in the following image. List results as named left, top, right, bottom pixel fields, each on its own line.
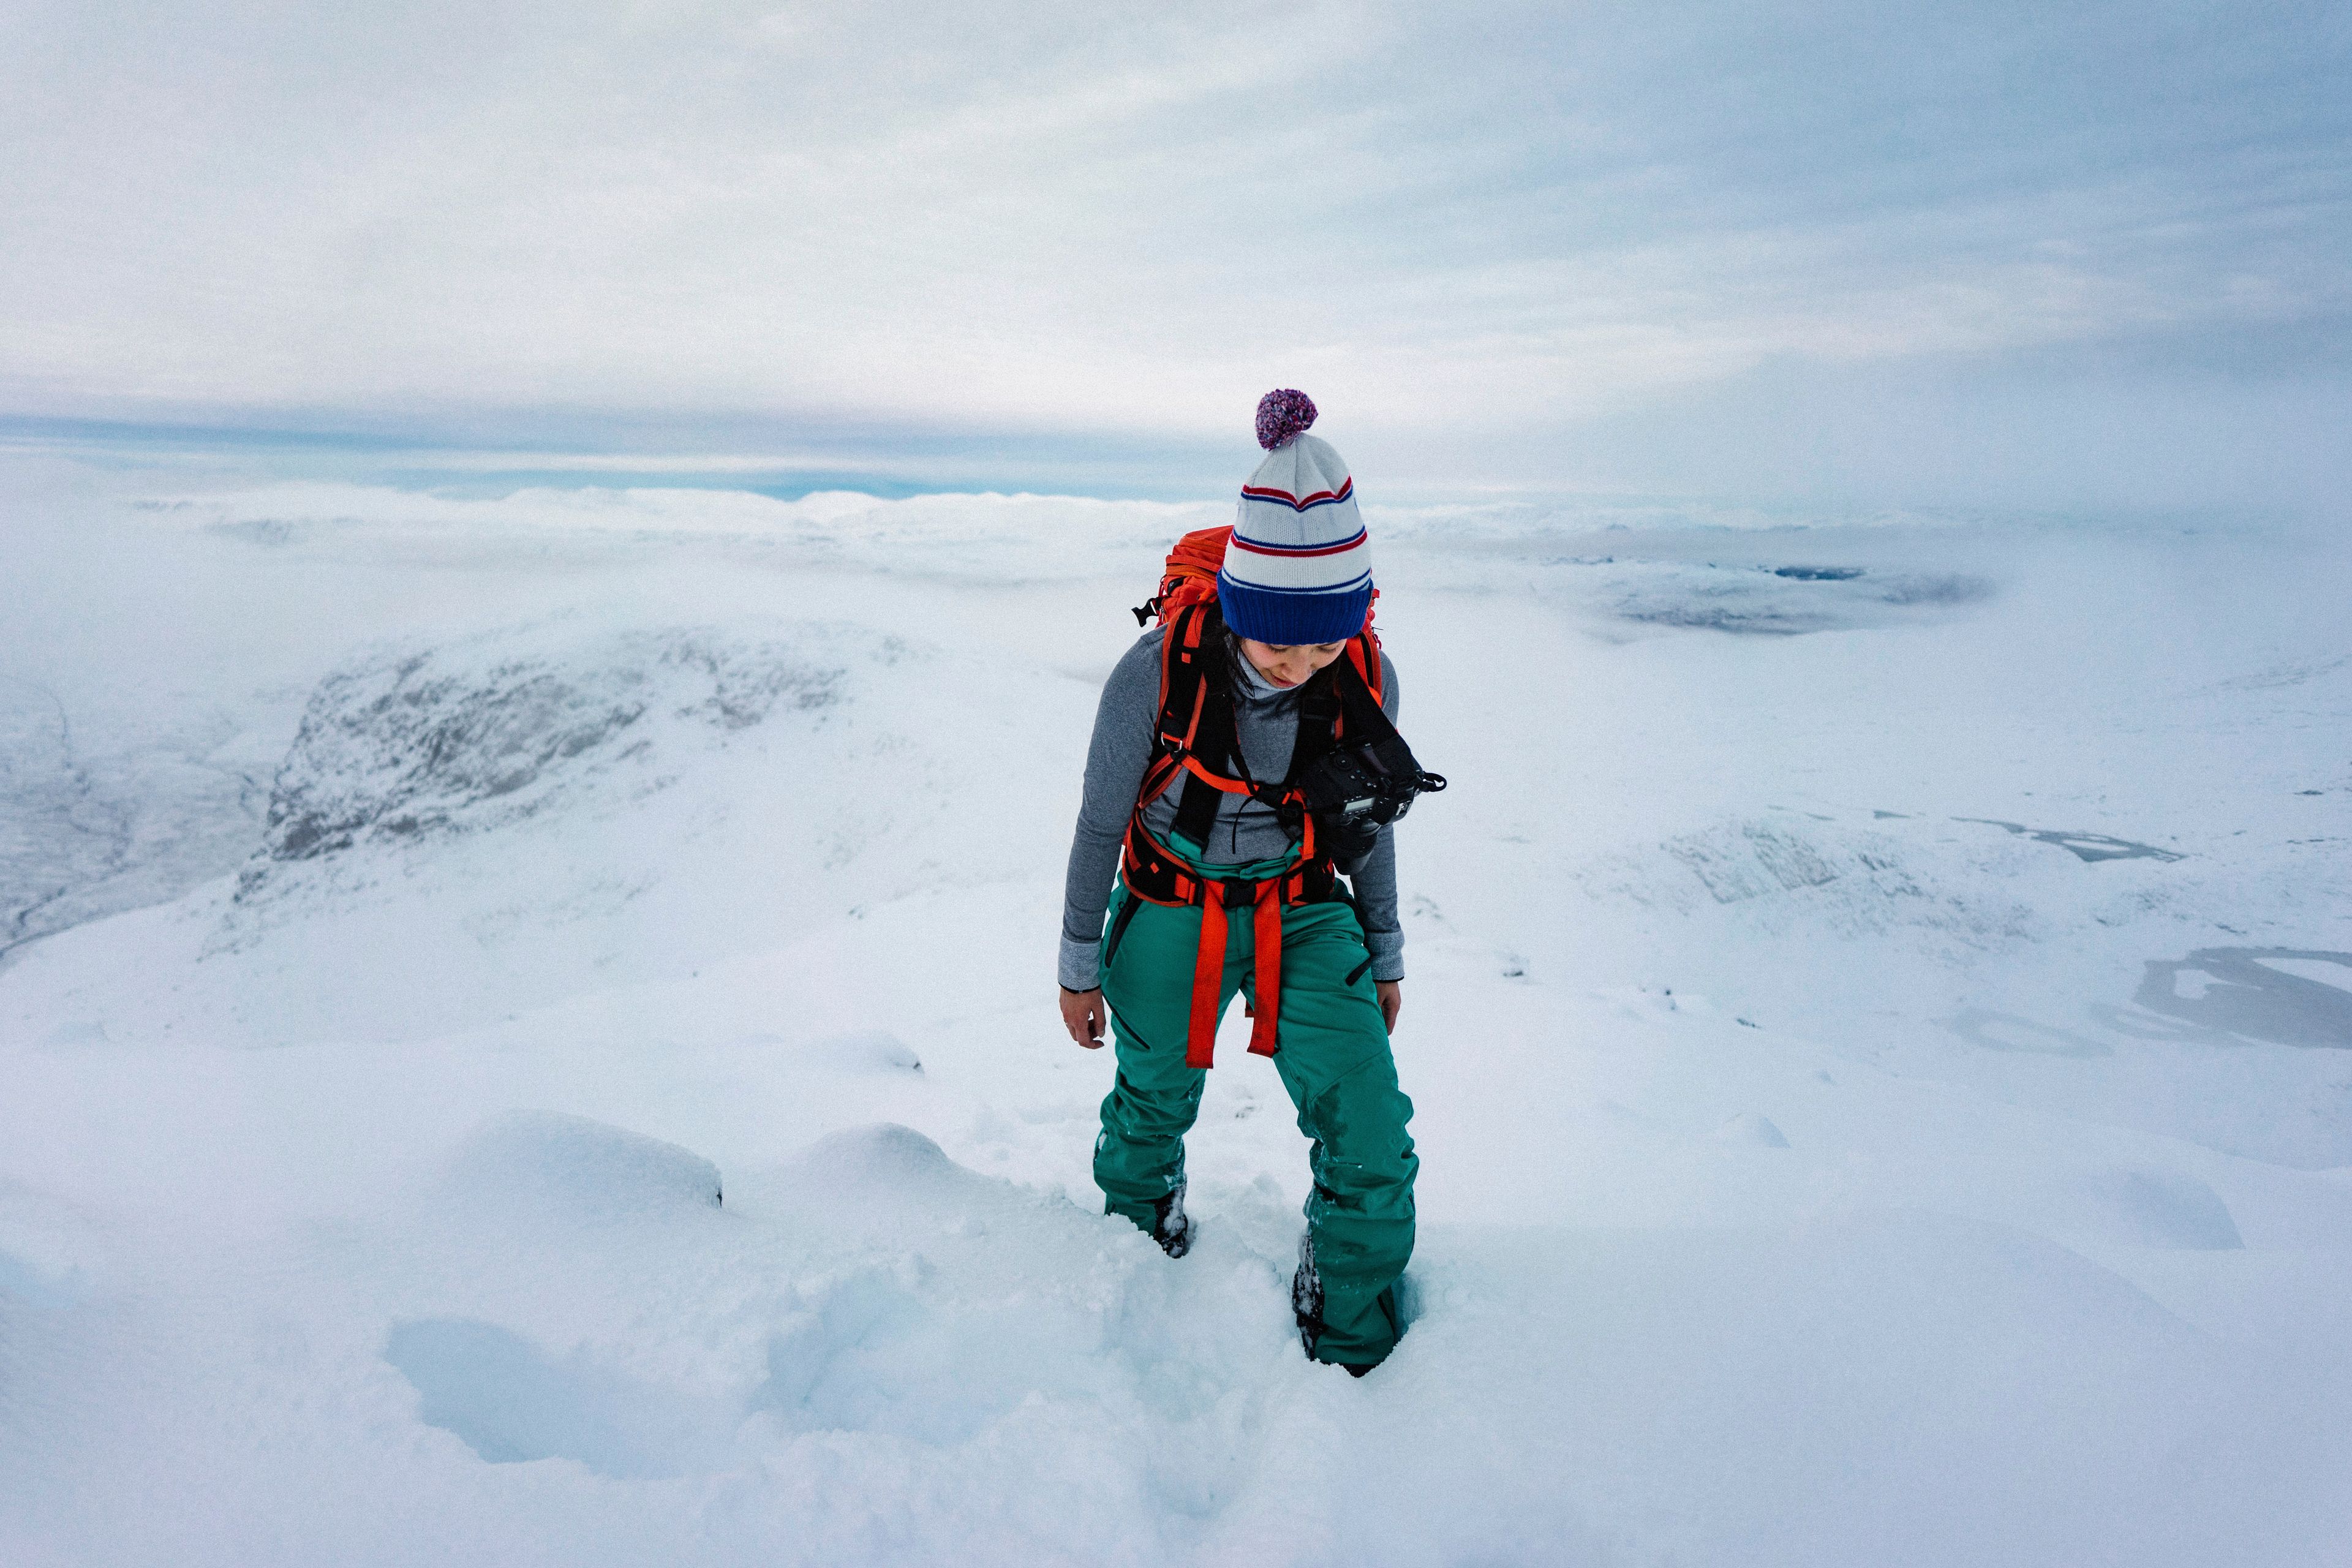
left=2, top=462, right=2349, bottom=1566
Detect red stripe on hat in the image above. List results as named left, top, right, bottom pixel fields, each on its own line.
left=1238, top=476, right=1354, bottom=511
left=1227, top=529, right=1368, bottom=559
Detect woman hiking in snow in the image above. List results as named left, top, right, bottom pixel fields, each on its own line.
left=1057, top=390, right=1441, bottom=1376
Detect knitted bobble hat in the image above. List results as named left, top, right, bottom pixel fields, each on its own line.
left=1216, top=390, right=1373, bottom=646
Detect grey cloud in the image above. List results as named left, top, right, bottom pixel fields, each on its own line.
left=0, top=1, right=2344, bottom=507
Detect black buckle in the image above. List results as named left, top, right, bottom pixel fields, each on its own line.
left=1218, top=878, right=1258, bottom=909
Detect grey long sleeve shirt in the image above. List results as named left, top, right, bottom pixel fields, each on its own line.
left=1058, top=628, right=1404, bottom=991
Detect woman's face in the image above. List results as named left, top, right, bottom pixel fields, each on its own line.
left=1237, top=637, right=1347, bottom=689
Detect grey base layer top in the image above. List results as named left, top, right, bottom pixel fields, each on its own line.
left=1058, top=627, right=1404, bottom=992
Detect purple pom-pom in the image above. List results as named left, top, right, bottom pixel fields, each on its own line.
left=1255, top=388, right=1317, bottom=450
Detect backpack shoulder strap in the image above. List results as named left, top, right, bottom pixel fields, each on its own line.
left=1343, top=627, right=1383, bottom=707
left=1329, top=634, right=1398, bottom=748
left=1138, top=603, right=1226, bottom=810
left=1154, top=602, right=1218, bottom=750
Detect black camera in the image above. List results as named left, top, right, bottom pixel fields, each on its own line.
left=1294, top=731, right=1447, bottom=862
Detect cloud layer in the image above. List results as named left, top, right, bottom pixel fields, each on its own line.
left=3, top=1, right=2346, bottom=503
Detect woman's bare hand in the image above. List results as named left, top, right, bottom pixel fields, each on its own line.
left=1377, top=981, right=1401, bottom=1035
left=1061, top=987, right=1107, bottom=1048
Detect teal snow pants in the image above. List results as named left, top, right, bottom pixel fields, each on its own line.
left=1093, top=862, right=1419, bottom=1368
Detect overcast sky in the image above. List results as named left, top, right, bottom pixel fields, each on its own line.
left=3, top=1, right=2346, bottom=507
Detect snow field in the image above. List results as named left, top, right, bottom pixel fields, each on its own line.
left=3, top=467, right=2350, bottom=1565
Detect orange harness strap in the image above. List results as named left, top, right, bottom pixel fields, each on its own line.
left=1183, top=877, right=1289, bottom=1069
left=1250, top=881, right=1282, bottom=1059
left=1186, top=893, right=1227, bottom=1069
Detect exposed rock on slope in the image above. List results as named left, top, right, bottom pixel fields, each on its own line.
left=240, top=624, right=850, bottom=895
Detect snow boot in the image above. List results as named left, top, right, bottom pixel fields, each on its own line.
left=1293, top=1236, right=1380, bottom=1377
left=1151, top=1179, right=1191, bottom=1259
left=1292, top=1235, right=1323, bottom=1354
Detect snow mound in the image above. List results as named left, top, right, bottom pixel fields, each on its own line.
left=782, top=1123, right=967, bottom=1197
left=753, top=1030, right=925, bottom=1075
left=1714, top=1112, right=1791, bottom=1147
left=442, top=1112, right=723, bottom=1223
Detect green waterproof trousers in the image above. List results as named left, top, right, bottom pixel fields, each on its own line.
left=1093, top=862, right=1419, bottom=1368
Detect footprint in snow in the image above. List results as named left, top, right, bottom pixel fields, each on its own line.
left=386, top=1318, right=738, bottom=1479
left=2074, top=1168, right=2243, bottom=1250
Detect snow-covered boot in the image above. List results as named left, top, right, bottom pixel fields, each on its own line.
left=1151, top=1178, right=1191, bottom=1258
left=1291, top=1237, right=1323, bottom=1355
left=1293, top=1237, right=1376, bottom=1376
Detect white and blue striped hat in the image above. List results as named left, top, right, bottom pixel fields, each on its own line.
left=1216, top=390, right=1373, bottom=646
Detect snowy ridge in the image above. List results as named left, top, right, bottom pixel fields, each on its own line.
left=251, top=622, right=845, bottom=865
left=4, top=467, right=2351, bottom=1566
